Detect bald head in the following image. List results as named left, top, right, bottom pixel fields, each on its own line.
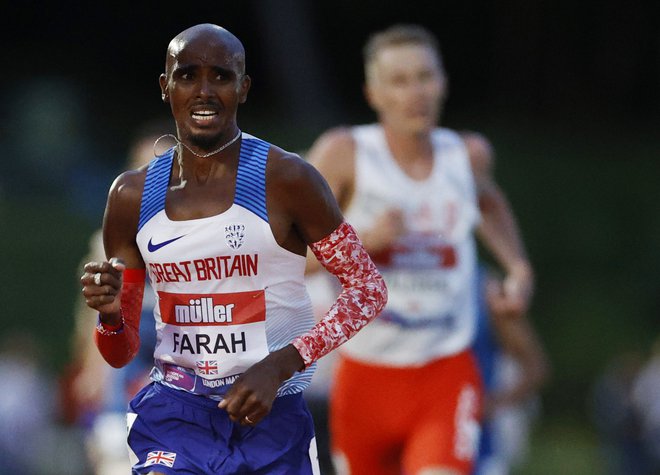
left=165, top=24, right=246, bottom=77
left=158, top=23, right=251, bottom=151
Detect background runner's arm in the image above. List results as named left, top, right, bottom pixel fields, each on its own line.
left=464, top=132, right=534, bottom=317
left=303, top=128, right=356, bottom=274
left=487, top=301, right=551, bottom=410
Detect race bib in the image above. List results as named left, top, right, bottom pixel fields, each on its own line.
left=154, top=290, right=269, bottom=394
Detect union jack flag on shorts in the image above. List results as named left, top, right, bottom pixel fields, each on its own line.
left=196, top=360, right=219, bottom=375
left=145, top=450, right=177, bottom=468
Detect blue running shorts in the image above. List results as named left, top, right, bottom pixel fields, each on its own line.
left=127, top=382, right=320, bottom=474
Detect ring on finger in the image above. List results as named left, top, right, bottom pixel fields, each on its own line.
left=244, top=416, right=254, bottom=424
left=94, top=273, right=102, bottom=286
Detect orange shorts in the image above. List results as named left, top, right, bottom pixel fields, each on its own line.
left=330, top=350, right=482, bottom=475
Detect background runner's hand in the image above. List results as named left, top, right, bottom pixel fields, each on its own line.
left=363, top=208, right=406, bottom=253
left=217, top=345, right=304, bottom=426
left=485, top=263, right=533, bottom=319
left=81, top=258, right=125, bottom=321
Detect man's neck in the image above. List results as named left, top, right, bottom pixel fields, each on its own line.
left=382, top=125, right=435, bottom=180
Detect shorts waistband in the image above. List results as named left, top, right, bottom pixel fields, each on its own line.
left=153, top=382, right=222, bottom=410
left=152, top=381, right=304, bottom=412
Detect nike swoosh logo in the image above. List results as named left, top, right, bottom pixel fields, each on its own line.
left=148, top=235, right=186, bottom=252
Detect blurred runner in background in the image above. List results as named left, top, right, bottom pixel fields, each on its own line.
left=306, top=24, right=534, bottom=474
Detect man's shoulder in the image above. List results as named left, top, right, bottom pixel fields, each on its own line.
left=432, top=126, right=464, bottom=145
left=457, top=130, right=493, bottom=151
left=315, top=126, right=357, bottom=150
left=266, top=145, right=312, bottom=184
left=457, top=131, right=495, bottom=173
left=306, top=125, right=358, bottom=171
left=109, top=167, right=149, bottom=206
left=114, top=166, right=148, bottom=189
left=431, top=128, right=494, bottom=169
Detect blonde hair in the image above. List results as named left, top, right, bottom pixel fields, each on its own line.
left=363, top=24, right=444, bottom=80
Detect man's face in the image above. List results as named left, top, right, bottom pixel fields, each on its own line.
left=365, top=44, right=446, bottom=135
left=159, top=33, right=250, bottom=149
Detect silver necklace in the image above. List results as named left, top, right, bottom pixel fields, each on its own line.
left=153, top=130, right=242, bottom=158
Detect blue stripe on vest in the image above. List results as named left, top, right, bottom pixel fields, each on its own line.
left=137, top=138, right=270, bottom=229
left=235, top=137, right=270, bottom=222
left=138, top=148, right=174, bottom=232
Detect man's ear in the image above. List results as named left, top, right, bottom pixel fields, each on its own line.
left=238, top=74, right=251, bottom=104
left=363, top=82, right=380, bottom=111
left=438, top=72, right=449, bottom=106
left=159, top=73, right=169, bottom=103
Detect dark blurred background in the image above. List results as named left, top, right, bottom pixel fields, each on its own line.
left=1, top=1, right=658, bottom=473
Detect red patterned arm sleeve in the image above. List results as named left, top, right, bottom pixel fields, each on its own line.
left=94, top=268, right=145, bottom=368
left=292, top=222, right=388, bottom=367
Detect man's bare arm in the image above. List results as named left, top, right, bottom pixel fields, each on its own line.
left=465, top=132, right=534, bottom=318
left=80, top=171, right=146, bottom=367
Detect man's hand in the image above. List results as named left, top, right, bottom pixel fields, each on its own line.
left=363, top=208, right=406, bottom=253
left=486, top=262, right=534, bottom=319
left=217, top=345, right=304, bottom=426
left=81, top=258, right=125, bottom=324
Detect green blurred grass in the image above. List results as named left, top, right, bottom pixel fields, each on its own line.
left=514, top=420, right=605, bottom=475
left=0, top=199, right=95, bottom=370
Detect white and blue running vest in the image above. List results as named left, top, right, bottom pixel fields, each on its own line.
left=135, top=133, right=316, bottom=398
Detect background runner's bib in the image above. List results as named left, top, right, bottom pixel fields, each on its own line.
left=135, top=134, right=316, bottom=397
left=341, top=125, right=480, bottom=366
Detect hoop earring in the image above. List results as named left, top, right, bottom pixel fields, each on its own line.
left=153, top=134, right=178, bottom=157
